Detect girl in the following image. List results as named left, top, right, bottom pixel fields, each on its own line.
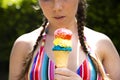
left=9, top=0, right=120, bottom=80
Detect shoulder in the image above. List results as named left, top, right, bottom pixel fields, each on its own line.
left=11, top=27, right=43, bottom=58
left=84, top=27, right=118, bottom=60
left=84, top=27, right=111, bottom=46
left=16, top=26, right=44, bottom=44
left=84, top=27, right=120, bottom=79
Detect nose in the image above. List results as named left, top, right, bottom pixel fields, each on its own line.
left=53, top=1, right=62, bottom=12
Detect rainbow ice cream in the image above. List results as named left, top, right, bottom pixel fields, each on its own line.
left=52, top=28, right=72, bottom=68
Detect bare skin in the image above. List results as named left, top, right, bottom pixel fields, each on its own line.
left=9, top=0, right=120, bottom=80
left=9, top=26, right=120, bottom=80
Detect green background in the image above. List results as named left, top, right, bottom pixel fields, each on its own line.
left=0, top=0, right=120, bottom=80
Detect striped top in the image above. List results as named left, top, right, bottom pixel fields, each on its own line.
left=27, top=35, right=102, bottom=80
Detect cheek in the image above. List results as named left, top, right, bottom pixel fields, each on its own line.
left=73, top=1, right=79, bottom=12
left=67, top=1, right=78, bottom=15
left=41, top=7, right=52, bottom=20
left=67, top=4, right=78, bottom=16
left=40, top=3, right=50, bottom=16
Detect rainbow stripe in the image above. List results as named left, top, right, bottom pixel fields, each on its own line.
left=27, top=35, right=102, bottom=80
left=28, top=46, right=55, bottom=80
left=76, top=55, right=102, bottom=80
left=53, top=38, right=72, bottom=47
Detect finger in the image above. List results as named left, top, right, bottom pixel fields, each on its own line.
left=55, top=68, right=70, bottom=76
left=55, top=68, right=76, bottom=77
left=55, top=73, right=69, bottom=80
left=55, top=68, right=82, bottom=80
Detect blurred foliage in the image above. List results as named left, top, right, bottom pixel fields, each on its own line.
left=0, top=0, right=120, bottom=62
left=86, top=0, right=120, bottom=53
left=0, top=0, right=43, bottom=61
left=1, top=0, right=23, bottom=9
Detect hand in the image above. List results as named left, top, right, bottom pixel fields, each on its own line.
left=55, top=68, right=82, bottom=80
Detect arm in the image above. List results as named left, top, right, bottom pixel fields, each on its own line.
left=96, top=35, right=120, bottom=80
left=9, top=37, right=32, bottom=80
left=9, top=27, right=43, bottom=80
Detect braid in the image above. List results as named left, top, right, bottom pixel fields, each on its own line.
left=18, top=17, right=48, bottom=80
left=76, top=0, right=88, bottom=54
left=76, top=0, right=111, bottom=79
left=32, top=18, right=48, bottom=53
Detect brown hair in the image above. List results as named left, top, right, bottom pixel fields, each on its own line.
left=18, top=0, right=110, bottom=80
left=18, top=18, right=48, bottom=80
left=77, top=0, right=111, bottom=79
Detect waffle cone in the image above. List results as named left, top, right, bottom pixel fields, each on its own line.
left=54, top=51, right=69, bottom=68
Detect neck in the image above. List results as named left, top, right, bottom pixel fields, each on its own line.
left=47, top=19, right=78, bottom=36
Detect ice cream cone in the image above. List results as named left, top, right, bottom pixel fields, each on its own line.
left=54, top=51, right=69, bottom=68
left=52, top=28, right=72, bottom=68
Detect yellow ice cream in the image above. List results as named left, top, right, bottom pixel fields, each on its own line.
left=53, top=38, right=72, bottom=47
left=52, top=28, right=73, bottom=68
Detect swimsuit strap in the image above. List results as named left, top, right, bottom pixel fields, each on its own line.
left=27, top=33, right=102, bottom=80
left=76, top=36, right=102, bottom=80
left=27, top=33, right=55, bottom=80
left=41, top=34, right=46, bottom=46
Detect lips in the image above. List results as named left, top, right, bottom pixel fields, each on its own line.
left=54, top=16, right=65, bottom=19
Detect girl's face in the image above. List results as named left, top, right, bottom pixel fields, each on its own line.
left=39, top=0, right=79, bottom=27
